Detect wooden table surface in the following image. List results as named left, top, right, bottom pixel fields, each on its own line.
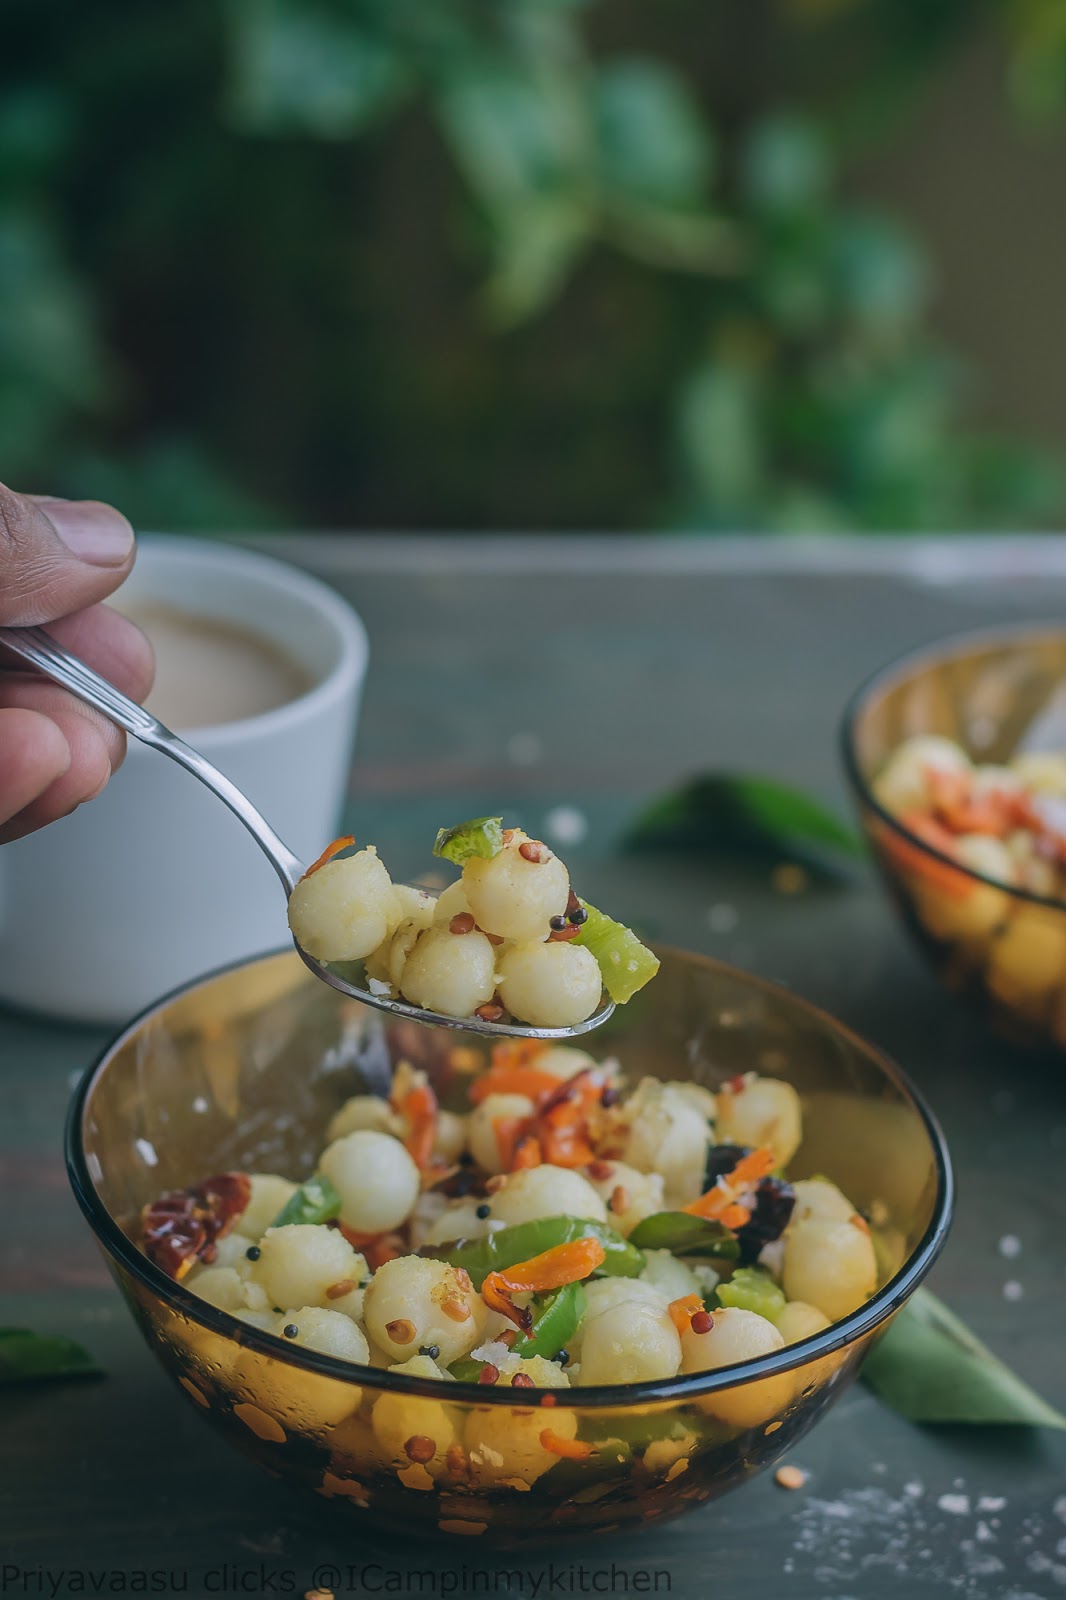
left=3, top=535, right=1066, bottom=1599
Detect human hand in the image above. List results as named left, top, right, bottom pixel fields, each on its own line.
left=0, top=482, right=155, bottom=843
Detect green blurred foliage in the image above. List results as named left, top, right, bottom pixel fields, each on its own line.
left=0, top=0, right=1063, bottom=531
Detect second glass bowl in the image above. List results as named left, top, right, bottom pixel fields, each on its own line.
left=842, top=623, right=1066, bottom=1050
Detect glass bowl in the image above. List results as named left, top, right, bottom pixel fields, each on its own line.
left=66, top=946, right=951, bottom=1545
left=842, top=623, right=1066, bottom=1051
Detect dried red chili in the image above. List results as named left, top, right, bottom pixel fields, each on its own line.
left=141, top=1171, right=251, bottom=1280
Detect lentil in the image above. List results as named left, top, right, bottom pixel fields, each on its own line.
left=325, top=1278, right=357, bottom=1300
left=385, top=1318, right=417, bottom=1345
left=774, top=1465, right=808, bottom=1490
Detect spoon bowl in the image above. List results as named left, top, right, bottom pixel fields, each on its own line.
left=0, top=624, right=614, bottom=1040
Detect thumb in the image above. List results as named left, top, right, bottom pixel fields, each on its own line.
left=0, top=483, right=136, bottom=626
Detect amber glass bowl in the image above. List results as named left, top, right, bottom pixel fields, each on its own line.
left=67, top=947, right=951, bottom=1545
left=842, top=624, right=1066, bottom=1050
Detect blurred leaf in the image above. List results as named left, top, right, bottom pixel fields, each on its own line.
left=966, top=435, right=1065, bottom=526
left=1005, top=0, right=1066, bottom=118
left=863, top=1289, right=1066, bottom=1428
left=831, top=212, right=930, bottom=332
left=741, top=115, right=832, bottom=216
left=0, top=1328, right=102, bottom=1386
left=595, top=58, right=714, bottom=206
left=767, top=483, right=853, bottom=533
left=437, top=58, right=592, bottom=207
left=483, top=193, right=592, bottom=323
left=227, top=0, right=410, bottom=136
left=68, top=439, right=279, bottom=533
left=755, top=220, right=833, bottom=332
left=676, top=356, right=765, bottom=520
left=607, top=200, right=744, bottom=274
left=0, top=88, right=74, bottom=185
left=437, top=57, right=594, bottom=319
left=626, top=773, right=861, bottom=863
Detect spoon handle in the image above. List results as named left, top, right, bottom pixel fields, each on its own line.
left=0, top=625, right=305, bottom=894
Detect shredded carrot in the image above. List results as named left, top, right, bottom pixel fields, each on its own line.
left=484, top=1065, right=607, bottom=1174
left=539, top=1430, right=593, bottom=1461
left=716, top=1202, right=752, bottom=1230
left=880, top=812, right=973, bottom=900
left=469, top=1066, right=563, bottom=1106
left=667, top=1293, right=704, bottom=1335
left=540, top=1126, right=596, bottom=1169
left=300, top=835, right=355, bottom=881
left=512, top=1135, right=543, bottom=1170
left=527, top=1068, right=604, bottom=1169
left=491, top=1115, right=530, bottom=1172
left=684, top=1146, right=775, bottom=1220
left=338, top=1225, right=405, bottom=1269
left=400, top=1082, right=438, bottom=1172
left=926, top=769, right=1014, bottom=838
left=490, top=1039, right=551, bottom=1073
left=482, top=1238, right=607, bottom=1325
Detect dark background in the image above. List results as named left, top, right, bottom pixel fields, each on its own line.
left=5, top=0, right=1066, bottom=533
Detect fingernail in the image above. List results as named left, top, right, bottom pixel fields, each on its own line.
left=43, top=500, right=135, bottom=567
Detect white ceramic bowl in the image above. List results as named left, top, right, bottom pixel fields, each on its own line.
left=0, top=536, right=368, bottom=1023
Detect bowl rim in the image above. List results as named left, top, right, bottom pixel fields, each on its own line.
left=840, top=619, right=1066, bottom=916
left=66, top=944, right=954, bottom=1410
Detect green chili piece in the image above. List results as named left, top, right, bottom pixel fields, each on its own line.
left=715, top=1266, right=786, bottom=1322
left=268, top=1174, right=342, bottom=1229
left=433, top=817, right=504, bottom=865
left=628, top=1211, right=741, bottom=1260
left=424, top=1215, right=643, bottom=1289
left=512, top=1282, right=586, bottom=1362
left=448, top=1358, right=488, bottom=1384
left=572, top=901, right=660, bottom=1004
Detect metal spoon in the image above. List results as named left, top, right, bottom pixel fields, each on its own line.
left=0, top=624, right=614, bottom=1039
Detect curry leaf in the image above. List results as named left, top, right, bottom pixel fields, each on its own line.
left=595, top=58, right=714, bottom=206
left=0, top=1328, right=102, bottom=1385
left=626, top=773, right=862, bottom=863
left=628, top=1211, right=741, bottom=1260
left=226, top=0, right=409, bottom=137
left=862, top=1289, right=1066, bottom=1428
